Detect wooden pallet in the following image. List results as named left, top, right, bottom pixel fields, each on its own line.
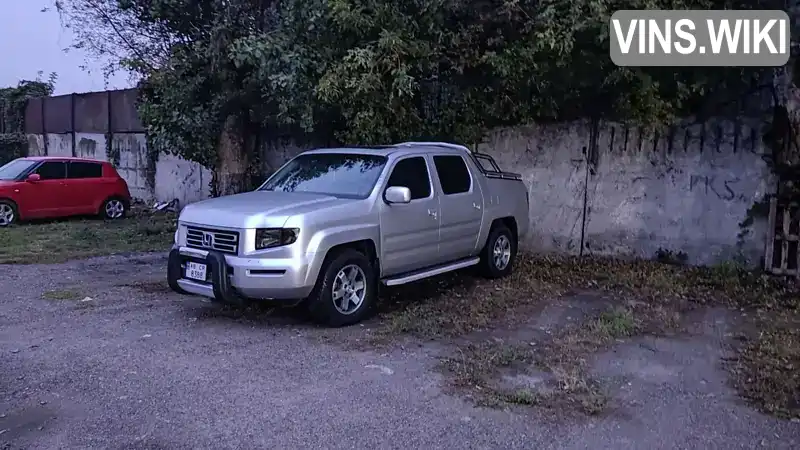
left=765, top=198, right=800, bottom=278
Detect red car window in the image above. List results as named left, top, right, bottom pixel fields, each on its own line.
left=34, top=162, right=67, bottom=180
left=68, top=162, right=103, bottom=179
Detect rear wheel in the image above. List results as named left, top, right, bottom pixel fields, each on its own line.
left=0, top=200, right=17, bottom=227
left=100, top=197, right=127, bottom=220
left=478, top=223, right=517, bottom=279
left=306, top=248, right=378, bottom=327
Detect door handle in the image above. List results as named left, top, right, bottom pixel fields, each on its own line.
left=427, top=209, right=437, bottom=219
left=473, top=202, right=481, bottom=210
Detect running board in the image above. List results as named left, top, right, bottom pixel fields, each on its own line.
left=381, top=257, right=480, bottom=286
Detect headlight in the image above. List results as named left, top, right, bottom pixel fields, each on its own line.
left=174, top=230, right=179, bottom=244
left=255, top=228, right=299, bottom=250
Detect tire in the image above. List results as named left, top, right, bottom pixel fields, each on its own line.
left=306, top=248, right=378, bottom=327
left=0, top=200, right=18, bottom=227
left=478, top=223, right=517, bottom=279
left=100, top=197, right=127, bottom=220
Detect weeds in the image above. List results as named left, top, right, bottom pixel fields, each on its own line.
left=729, top=312, right=800, bottom=419
left=375, top=253, right=799, bottom=418
left=121, top=280, right=172, bottom=293
left=41, top=289, right=81, bottom=301
left=591, top=307, right=637, bottom=339
left=438, top=337, right=610, bottom=416
left=0, top=212, right=176, bottom=264
left=376, top=254, right=795, bottom=340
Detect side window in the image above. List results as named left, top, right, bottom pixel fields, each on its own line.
left=473, top=155, right=499, bottom=172
left=386, top=156, right=431, bottom=200
left=433, top=155, right=471, bottom=195
left=35, top=162, right=66, bottom=180
left=68, top=162, right=103, bottom=179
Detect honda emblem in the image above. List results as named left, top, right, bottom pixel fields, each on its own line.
left=202, top=232, right=214, bottom=248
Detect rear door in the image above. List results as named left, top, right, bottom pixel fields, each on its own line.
left=66, top=161, right=105, bottom=213
left=378, top=155, right=440, bottom=276
left=27, top=161, right=68, bottom=217
left=431, top=154, right=484, bottom=262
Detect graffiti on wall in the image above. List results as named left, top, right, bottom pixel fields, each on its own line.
left=611, top=170, right=752, bottom=205
left=688, top=174, right=750, bottom=203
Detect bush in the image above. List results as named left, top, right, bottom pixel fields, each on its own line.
left=0, top=133, right=27, bottom=165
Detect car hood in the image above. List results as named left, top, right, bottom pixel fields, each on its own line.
left=178, top=190, right=352, bottom=229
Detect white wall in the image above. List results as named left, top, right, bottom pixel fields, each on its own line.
left=481, top=119, right=772, bottom=266
left=26, top=132, right=211, bottom=207
left=26, top=116, right=775, bottom=266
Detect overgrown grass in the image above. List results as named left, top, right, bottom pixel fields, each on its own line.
left=730, top=313, right=800, bottom=419
left=41, top=288, right=82, bottom=301
left=374, top=254, right=799, bottom=418
left=376, top=255, right=795, bottom=338
left=438, top=336, right=611, bottom=416
left=435, top=305, right=641, bottom=416
left=0, top=212, right=176, bottom=264
left=120, top=280, right=172, bottom=293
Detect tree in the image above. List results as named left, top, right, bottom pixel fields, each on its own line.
left=0, top=73, right=56, bottom=164
left=51, top=0, right=173, bottom=79
left=55, top=0, right=786, bottom=195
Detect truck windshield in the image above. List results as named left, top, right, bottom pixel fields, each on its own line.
left=258, top=153, right=388, bottom=199
left=0, top=159, right=37, bottom=180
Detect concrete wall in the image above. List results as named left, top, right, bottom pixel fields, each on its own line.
left=25, top=116, right=773, bottom=266
left=587, top=119, right=771, bottom=266
left=24, top=130, right=309, bottom=206
left=481, top=118, right=773, bottom=266
left=23, top=89, right=213, bottom=207
left=26, top=132, right=212, bottom=206
left=253, top=118, right=772, bottom=266
left=484, top=122, right=591, bottom=255
left=23, top=88, right=775, bottom=266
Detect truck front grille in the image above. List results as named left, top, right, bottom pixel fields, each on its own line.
left=185, top=226, right=239, bottom=255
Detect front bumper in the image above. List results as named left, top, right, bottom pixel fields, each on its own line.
left=166, top=245, right=317, bottom=305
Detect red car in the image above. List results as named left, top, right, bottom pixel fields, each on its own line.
left=0, top=156, right=132, bottom=227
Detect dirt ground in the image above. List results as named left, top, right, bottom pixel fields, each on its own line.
left=1, top=249, right=799, bottom=449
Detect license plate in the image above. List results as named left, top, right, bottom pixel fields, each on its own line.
left=185, top=262, right=207, bottom=281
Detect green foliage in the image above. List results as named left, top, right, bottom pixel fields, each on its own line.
left=136, top=61, right=227, bottom=168
left=310, top=0, right=758, bottom=144
left=0, top=74, right=56, bottom=164
left=737, top=74, right=800, bottom=265
left=736, top=196, right=770, bottom=264
left=0, top=75, right=55, bottom=132
left=0, top=134, right=27, bottom=165
left=51, top=0, right=170, bottom=77
left=760, top=66, right=800, bottom=203
left=59, top=0, right=785, bottom=172
left=654, top=248, right=689, bottom=266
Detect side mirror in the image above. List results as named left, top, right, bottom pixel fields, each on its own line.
left=384, top=186, right=411, bottom=204
left=26, top=173, right=41, bottom=182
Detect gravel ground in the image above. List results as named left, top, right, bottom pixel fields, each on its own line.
left=1, top=253, right=798, bottom=449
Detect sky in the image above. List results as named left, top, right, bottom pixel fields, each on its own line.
left=0, top=0, right=132, bottom=95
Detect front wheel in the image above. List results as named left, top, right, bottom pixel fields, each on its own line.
left=306, top=248, right=378, bottom=327
left=479, top=223, right=517, bottom=279
left=0, top=200, right=18, bottom=227
left=100, top=197, right=127, bottom=220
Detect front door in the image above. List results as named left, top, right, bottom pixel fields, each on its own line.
left=25, top=161, right=69, bottom=217
left=378, top=155, right=440, bottom=276
left=431, top=154, right=484, bottom=263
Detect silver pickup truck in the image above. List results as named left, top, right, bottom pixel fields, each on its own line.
left=167, top=142, right=529, bottom=326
